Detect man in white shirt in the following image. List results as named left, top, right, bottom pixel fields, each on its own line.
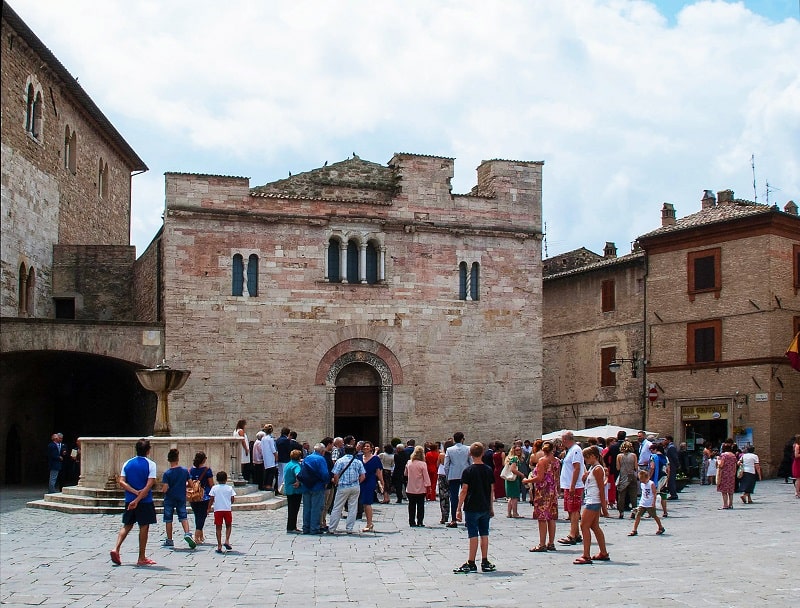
left=260, top=425, right=278, bottom=491
left=637, top=431, right=652, bottom=471
left=557, top=431, right=585, bottom=545
left=444, top=432, right=471, bottom=528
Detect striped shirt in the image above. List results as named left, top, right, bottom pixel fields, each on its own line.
left=333, top=455, right=365, bottom=488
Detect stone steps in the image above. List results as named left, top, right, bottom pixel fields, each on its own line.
left=26, top=484, right=286, bottom=514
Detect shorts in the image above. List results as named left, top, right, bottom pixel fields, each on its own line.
left=584, top=503, right=601, bottom=512
left=213, top=510, right=232, bottom=526
left=162, top=498, right=188, bottom=522
left=121, top=501, right=157, bottom=527
left=638, top=505, right=657, bottom=517
left=563, top=488, right=584, bottom=513
left=464, top=510, right=491, bottom=539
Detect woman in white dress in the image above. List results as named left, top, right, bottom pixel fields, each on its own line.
left=705, top=447, right=717, bottom=486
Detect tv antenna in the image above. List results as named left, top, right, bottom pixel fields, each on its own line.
left=543, top=221, right=548, bottom=258
left=751, top=154, right=757, bottom=202
left=765, top=181, right=780, bottom=206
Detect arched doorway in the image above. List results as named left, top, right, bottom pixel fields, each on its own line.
left=322, top=347, right=396, bottom=445
left=334, top=363, right=380, bottom=444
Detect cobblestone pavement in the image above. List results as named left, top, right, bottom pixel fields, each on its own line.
left=1, top=479, right=797, bottom=607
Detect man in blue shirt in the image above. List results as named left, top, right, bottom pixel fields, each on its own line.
left=46, top=433, right=62, bottom=493
left=301, top=443, right=331, bottom=535
left=328, top=445, right=366, bottom=534
left=109, top=438, right=157, bottom=566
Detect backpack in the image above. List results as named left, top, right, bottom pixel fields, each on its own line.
left=296, top=460, right=318, bottom=487
left=187, top=467, right=207, bottom=502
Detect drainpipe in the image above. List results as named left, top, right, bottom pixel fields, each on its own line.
left=641, top=251, right=649, bottom=431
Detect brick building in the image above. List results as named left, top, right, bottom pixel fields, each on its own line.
left=0, top=3, right=160, bottom=484
left=155, top=155, right=544, bottom=445
left=542, top=243, right=646, bottom=432
left=639, top=190, right=799, bottom=476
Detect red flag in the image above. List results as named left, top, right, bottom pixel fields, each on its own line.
left=787, top=332, right=800, bottom=372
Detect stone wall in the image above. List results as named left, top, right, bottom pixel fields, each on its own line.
left=132, top=234, right=161, bottom=323
left=542, top=254, right=646, bottom=431
left=162, top=157, right=544, bottom=445
left=52, top=245, right=136, bottom=320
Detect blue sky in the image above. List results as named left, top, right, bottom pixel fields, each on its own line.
left=10, top=1, right=800, bottom=257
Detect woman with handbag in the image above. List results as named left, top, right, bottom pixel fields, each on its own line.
left=503, top=445, right=524, bottom=518
left=738, top=446, right=761, bottom=504
left=358, top=442, right=384, bottom=532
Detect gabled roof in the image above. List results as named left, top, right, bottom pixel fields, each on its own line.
left=543, top=247, right=603, bottom=276
left=250, top=155, right=396, bottom=201
left=638, top=199, right=772, bottom=239
left=544, top=250, right=644, bottom=280
left=3, top=2, right=147, bottom=172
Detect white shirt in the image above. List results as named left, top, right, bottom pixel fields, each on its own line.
left=560, top=444, right=585, bottom=489
left=584, top=464, right=602, bottom=504
left=638, top=438, right=652, bottom=467
left=638, top=480, right=655, bottom=507
left=740, top=452, right=759, bottom=474
left=209, top=483, right=236, bottom=511
left=234, top=430, right=250, bottom=464
left=261, top=434, right=277, bottom=468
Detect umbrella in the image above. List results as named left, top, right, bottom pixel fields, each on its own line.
left=541, top=428, right=575, bottom=441
left=573, top=425, right=657, bottom=440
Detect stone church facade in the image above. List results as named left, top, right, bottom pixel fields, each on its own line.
left=156, top=155, right=544, bottom=445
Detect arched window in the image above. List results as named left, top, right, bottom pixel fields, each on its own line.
left=366, top=242, right=378, bottom=284
left=247, top=254, right=259, bottom=297
left=26, top=84, right=43, bottom=139
left=458, top=262, right=468, bottom=300
left=346, top=240, right=359, bottom=284
left=98, top=159, right=108, bottom=198
left=232, top=254, right=244, bottom=296
left=18, top=263, right=27, bottom=314
left=64, top=126, right=76, bottom=174
left=327, top=237, right=341, bottom=282
left=470, top=262, right=480, bottom=301
left=26, top=267, right=35, bottom=316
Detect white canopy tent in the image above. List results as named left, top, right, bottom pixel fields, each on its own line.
left=540, top=425, right=658, bottom=442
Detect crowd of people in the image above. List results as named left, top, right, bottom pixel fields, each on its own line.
left=88, top=422, right=798, bottom=568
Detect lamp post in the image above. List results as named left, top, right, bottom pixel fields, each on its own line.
left=609, top=353, right=648, bottom=428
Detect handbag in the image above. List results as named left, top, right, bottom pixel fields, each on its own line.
left=736, top=461, right=744, bottom=479
left=500, top=461, right=516, bottom=481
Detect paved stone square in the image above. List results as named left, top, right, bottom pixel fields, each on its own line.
left=1, top=480, right=797, bottom=607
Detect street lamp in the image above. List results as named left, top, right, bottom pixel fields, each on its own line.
left=609, top=353, right=646, bottom=378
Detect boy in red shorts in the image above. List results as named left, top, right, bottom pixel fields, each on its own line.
left=208, top=470, right=236, bottom=554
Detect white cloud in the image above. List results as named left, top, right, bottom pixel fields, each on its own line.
left=10, top=0, right=799, bottom=256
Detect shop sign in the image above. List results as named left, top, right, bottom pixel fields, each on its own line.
left=754, top=393, right=768, bottom=402
left=681, top=405, right=728, bottom=420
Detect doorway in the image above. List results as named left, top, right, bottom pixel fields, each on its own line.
left=334, top=362, right=380, bottom=444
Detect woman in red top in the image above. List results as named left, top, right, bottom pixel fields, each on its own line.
left=424, top=442, right=439, bottom=501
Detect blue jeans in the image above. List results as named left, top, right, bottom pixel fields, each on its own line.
left=448, top=479, right=462, bottom=522
left=48, top=469, right=60, bottom=493
left=302, top=490, right=325, bottom=533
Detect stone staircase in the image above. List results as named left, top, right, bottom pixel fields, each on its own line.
left=26, top=483, right=285, bottom=514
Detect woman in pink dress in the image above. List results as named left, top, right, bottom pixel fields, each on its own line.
left=525, top=441, right=560, bottom=552
left=493, top=443, right=506, bottom=500
left=716, top=443, right=737, bottom=509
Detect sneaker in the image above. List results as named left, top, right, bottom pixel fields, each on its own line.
left=481, top=561, right=496, bottom=572
left=453, top=561, right=477, bottom=574
left=163, top=539, right=174, bottom=547
left=184, top=534, right=197, bottom=549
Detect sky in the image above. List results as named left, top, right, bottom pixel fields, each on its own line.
left=10, top=0, right=800, bottom=258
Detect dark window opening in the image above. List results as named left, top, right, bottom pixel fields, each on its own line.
left=470, top=262, right=480, bottom=301
left=458, top=262, right=468, bottom=300
left=232, top=254, right=244, bottom=296
left=247, top=254, right=259, bottom=297
left=366, top=243, right=378, bottom=284
left=693, top=256, right=716, bottom=290
left=328, top=238, right=341, bottom=282
left=54, top=298, right=75, bottom=320
left=601, top=346, right=616, bottom=387
left=346, top=241, right=359, bottom=284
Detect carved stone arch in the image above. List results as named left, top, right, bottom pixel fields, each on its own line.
left=324, top=350, right=393, bottom=387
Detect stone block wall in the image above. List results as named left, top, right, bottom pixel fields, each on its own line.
left=132, top=234, right=161, bottom=323
left=52, top=245, right=136, bottom=320
left=161, top=158, right=544, bottom=445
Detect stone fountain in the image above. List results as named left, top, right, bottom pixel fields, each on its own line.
left=135, top=360, right=190, bottom=436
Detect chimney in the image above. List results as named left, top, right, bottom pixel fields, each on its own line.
left=603, top=242, right=617, bottom=258
left=701, top=190, right=716, bottom=210
left=784, top=200, right=798, bottom=216
left=717, top=189, right=734, bottom=206
left=661, top=202, right=676, bottom=227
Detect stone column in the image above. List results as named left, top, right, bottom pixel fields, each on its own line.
left=379, top=247, right=386, bottom=283
left=380, top=386, right=391, bottom=446
left=340, top=243, right=348, bottom=284
left=325, top=386, right=337, bottom=434
left=323, top=241, right=330, bottom=281
left=359, top=243, right=367, bottom=284
left=465, top=271, right=473, bottom=301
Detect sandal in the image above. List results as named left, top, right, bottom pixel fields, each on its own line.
left=529, top=545, right=548, bottom=552
left=628, top=531, right=638, bottom=536
left=592, top=553, right=611, bottom=561
left=557, top=535, right=579, bottom=545
left=546, top=544, right=556, bottom=551
left=656, top=528, right=665, bottom=535
left=573, top=556, right=593, bottom=565
left=136, top=558, right=157, bottom=566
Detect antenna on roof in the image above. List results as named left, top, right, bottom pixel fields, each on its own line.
left=751, top=154, right=757, bottom=203
left=765, top=180, right=780, bottom=206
